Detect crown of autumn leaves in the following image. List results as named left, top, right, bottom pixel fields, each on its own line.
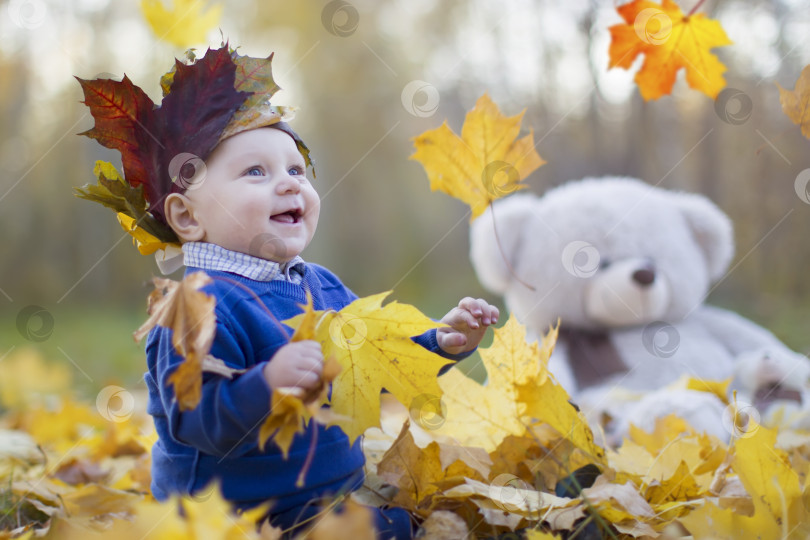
left=74, top=44, right=313, bottom=256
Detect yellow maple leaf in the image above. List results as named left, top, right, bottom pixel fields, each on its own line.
left=680, top=423, right=810, bottom=539
left=23, top=399, right=106, bottom=452
left=608, top=0, right=732, bottom=100
left=133, top=272, right=216, bottom=411
left=140, top=0, right=222, bottom=48
left=429, top=315, right=546, bottom=451
left=257, top=355, right=340, bottom=460
left=628, top=413, right=694, bottom=454
left=777, top=64, right=810, bottom=140
left=116, top=213, right=171, bottom=256
left=0, top=347, right=72, bottom=409
left=516, top=325, right=605, bottom=463
left=410, top=93, right=545, bottom=221
left=258, top=294, right=335, bottom=457
left=525, top=532, right=564, bottom=540
left=284, top=292, right=448, bottom=443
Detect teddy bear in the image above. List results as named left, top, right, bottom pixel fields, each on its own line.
left=469, top=177, right=809, bottom=441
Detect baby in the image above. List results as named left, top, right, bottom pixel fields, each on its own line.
left=77, top=46, right=497, bottom=539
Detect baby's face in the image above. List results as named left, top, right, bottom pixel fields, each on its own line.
left=182, top=127, right=320, bottom=262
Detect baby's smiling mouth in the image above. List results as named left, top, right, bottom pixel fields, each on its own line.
left=270, top=208, right=303, bottom=224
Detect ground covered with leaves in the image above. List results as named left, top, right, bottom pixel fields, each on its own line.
left=2, top=311, right=810, bottom=539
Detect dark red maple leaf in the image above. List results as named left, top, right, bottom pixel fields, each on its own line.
left=77, top=46, right=249, bottom=225
left=76, top=76, right=157, bottom=190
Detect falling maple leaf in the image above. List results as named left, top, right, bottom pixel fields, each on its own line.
left=133, top=272, right=217, bottom=411
left=140, top=0, right=222, bottom=48
left=284, top=291, right=449, bottom=443
left=608, top=0, right=732, bottom=100
left=410, top=93, right=545, bottom=221
left=777, top=64, right=810, bottom=140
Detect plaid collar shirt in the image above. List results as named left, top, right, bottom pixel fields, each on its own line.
left=182, top=242, right=306, bottom=283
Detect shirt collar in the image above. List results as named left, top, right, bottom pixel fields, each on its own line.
left=182, top=242, right=306, bottom=282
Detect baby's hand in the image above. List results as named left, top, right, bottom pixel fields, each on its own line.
left=262, top=341, right=324, bottom=391
left=436, top=297, right=500, bottom=356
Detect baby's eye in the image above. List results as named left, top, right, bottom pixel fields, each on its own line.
left=245, top=166, right=264, bottom=177
left=288, top=165, right=305, bottom=176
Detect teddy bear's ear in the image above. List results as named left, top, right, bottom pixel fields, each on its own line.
left=469, top=194, right=538, bottom=293
left=674, top=192, right=734, bottom=281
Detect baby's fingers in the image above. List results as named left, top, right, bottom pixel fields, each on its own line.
left=458, top=297, right=499, bottom=326
left=449, top=306, right=481, bottom=329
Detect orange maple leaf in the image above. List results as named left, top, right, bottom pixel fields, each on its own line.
left=608, top=0, right=732, bottom=100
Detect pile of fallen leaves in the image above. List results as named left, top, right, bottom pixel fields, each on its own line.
left=3, top=313, right=810, bottom=539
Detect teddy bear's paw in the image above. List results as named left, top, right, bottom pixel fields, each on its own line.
left=734, top=348, right=809, bottom=410
left=733, top=348, right=810, bottom=430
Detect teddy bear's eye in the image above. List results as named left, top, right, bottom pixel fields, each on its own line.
left=599, top=258, right=611, bottom=270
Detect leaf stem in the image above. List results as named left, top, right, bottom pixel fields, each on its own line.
left=687, top=0, right=707, bottom=16
left=490, top=201, right=535, bottom=291
left=296, top=423, right=318, bottom=488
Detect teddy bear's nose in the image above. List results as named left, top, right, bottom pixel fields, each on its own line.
left=632, top=267, right=656, bottom=286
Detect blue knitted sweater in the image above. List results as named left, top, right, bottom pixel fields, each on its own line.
left=145, top=263, right=463, bottom=512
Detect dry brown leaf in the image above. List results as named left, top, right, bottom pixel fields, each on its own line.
left=134, top=272, right=215, bottom=411
left=377, top=421, right=478, bottom=512
left=777, top=64, right=810, bottom=139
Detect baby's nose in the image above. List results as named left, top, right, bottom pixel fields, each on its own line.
left=276, top=174, right=301, bottom=194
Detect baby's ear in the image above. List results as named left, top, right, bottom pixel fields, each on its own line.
left=164, top=193, right=205, bottom=242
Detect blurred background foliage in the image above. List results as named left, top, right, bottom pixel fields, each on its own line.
left=0, top=0, right=809, bottom=394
